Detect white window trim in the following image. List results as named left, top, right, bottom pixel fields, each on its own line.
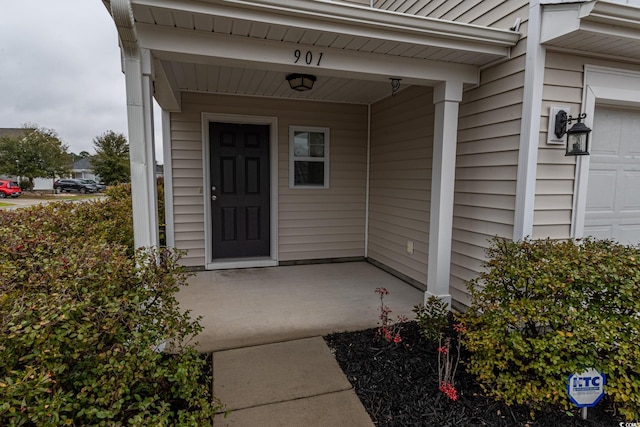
left=571, top=65, right=640, bottom=239
left=289, top=126, right=330, bottom=189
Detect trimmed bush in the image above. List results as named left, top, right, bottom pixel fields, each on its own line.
left=413, top=295, right=449, bottom=342
left=18, top=179, right=30, bottom=192
left=0, top=190, right=222, bottom=425
left=461, top=237, right=640, bottom=419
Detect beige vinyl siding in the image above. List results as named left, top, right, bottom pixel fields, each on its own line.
left=170, top=92, right=368, bottom=266
left=535, top=52, right=640, bottom=240
left=449, top=6, right=528, bottom=306
left=374, top=0, right=527, bottom=28
left=368, top=86, right=434, bottom=289
left=169, top=114, right=205, bottom=266
left=372, top=0, right=528, bottom=306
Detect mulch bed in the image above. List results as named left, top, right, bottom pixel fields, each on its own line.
left=324, top=322, right=622, bottom=427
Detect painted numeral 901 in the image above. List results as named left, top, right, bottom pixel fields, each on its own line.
left=294, top=49, right=323, bottom=66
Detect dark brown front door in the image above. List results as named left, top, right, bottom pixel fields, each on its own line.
left=210, top=122, right=270, bottom=259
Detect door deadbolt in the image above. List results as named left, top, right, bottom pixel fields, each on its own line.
left=211, top=195, right=217, bottom=201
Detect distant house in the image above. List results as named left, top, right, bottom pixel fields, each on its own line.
left=0, top=128, right=52, bottom=190
left=0, top=128, right=30, bottom=139
left=72, top=158, right=97, bottom=180
left=0, top=128, right=30, bottom=181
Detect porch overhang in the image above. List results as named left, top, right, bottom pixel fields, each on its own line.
left=104, top=0, right=520, bottom=110
left=101, top=0, right=519, bottom=303
left=541, top=0, right=640, bottom=63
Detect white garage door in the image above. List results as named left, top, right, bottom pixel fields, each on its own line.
left=584, top=106, right=640, bottom=245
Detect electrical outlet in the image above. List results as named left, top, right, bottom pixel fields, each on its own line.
left=406, top=240, right=414, bottom=255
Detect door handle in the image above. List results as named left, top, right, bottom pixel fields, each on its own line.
left=211, top=195, right=217, bottom=201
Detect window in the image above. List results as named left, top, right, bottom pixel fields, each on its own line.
left=289, top=126, right=330, bottom=188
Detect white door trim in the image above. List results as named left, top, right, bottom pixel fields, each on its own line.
left=571, top=65, right=640, bottom=239
left=202, top=113, right=279, bottom=269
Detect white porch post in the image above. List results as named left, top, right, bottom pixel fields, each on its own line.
left=123, top=48, right=159, bottom=249
left=426, top=81, right=463, bottom=307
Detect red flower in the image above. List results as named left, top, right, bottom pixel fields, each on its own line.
left=453, top=323, right=467, bottom=334
left=439, top=381, right=458, bottom=401
left=375, top=287, right=390, bottom=296
left=393, top=334, right=402, bottom=343
left=437, top=346, right=448, bottom=355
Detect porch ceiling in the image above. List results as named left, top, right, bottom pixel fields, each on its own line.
left=105, top=0, right=520, bottom=109
left=157, top=61, right=394, bottom=104
left=541, top=1, right=640, bottom=63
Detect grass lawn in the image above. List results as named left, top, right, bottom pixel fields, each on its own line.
left=0, top=194, right=104, bottom=209
left=20, top=193, right=101, bottom=199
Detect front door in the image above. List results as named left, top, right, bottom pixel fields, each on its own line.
left=210, top=122, right=270, bottom=259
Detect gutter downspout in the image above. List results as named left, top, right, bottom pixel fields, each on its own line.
left=111, top=0, right=159, bottom=249
left=365, top=103, right=371, bottom=258
left=162, top=110, right=175, bottom=248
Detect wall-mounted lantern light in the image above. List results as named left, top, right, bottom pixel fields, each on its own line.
left=286, top=73, right=316, bottom=91
left=554, top=110, right=591, bottom=156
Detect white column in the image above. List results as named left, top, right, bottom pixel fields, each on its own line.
left=426, top=80, right=463, bottom=307
left=513, top=0, right=544, bottom=241
left=123, top=48, right=159, bottom=249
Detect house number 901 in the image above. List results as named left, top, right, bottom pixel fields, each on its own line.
left=294, top=49, right=323, bottom=66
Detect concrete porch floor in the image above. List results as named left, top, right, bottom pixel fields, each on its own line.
left=177, top=261, right=424, bottom=353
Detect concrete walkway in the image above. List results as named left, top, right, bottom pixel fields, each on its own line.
left=212, top=337, right=374, bottom=426
left=177, top=262, right=424, bottom=426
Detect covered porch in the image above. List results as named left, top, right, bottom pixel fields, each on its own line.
left=178, top=261, right=423, bottom=352
left=105, top=0, right=520, bottom=308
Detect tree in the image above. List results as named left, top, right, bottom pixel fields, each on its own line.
left=71, top=151, right=92, bottom=162
left=92, top=131, right=130, bottom=185
left=0, top=125, right=72, bottom=190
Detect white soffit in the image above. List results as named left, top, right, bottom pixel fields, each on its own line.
left=131, top=0, right=519, bottom=57
left=111, top=0, right=520, bottom=106
left=541, top=1, right=640, bottom=62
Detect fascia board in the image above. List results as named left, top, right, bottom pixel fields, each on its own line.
left=132, top=0, right=519, bottom=53
left=136, top=23, right=481, bottom=84
left=540, top=4, right=581, bottom=43
left=580, top=1, right=640, bottom=30
left=541, top=1, right=640, bottom=44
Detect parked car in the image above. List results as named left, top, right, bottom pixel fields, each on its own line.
left=0, top=180, right=22, bottom=198
left=53, top=179, right=98, bottom=194
left=80, top=179, right=107, bottom=192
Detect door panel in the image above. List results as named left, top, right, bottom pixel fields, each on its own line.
left=210, top=122, right=270, bottom=259
left=585, top=106, right=640, bottom=245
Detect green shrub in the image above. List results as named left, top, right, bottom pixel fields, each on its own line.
left=413, top=295, right=449, bottom=342
left=0, top=186, right=134, bottom=255
left=157, top=176, right=165, bottom=229
left=461, top=237, right=640, bottom=419
left=0, top=192, right=223, bottom=425
left=18, top=179, right=31, bottom=192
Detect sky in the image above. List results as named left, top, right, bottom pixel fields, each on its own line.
left=0, top=1, right=163, bottom=162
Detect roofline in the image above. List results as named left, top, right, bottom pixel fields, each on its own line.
left=541, top=0, right=640, bottom=58
left=131, top=0, right=520, bottom=51
left=580, top=0, right=640, bottom=30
